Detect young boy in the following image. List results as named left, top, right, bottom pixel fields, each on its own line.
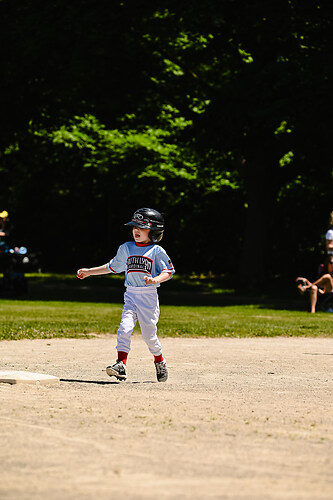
left=76, top=208, right=175, bottom=382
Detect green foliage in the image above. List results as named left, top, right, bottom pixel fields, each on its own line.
left=0, top=0, right=332, bottom=280
left=43, top=112, right=198, bottom=183
left=24, top=109, right=240, bottom=207
left=279, top=151, right=294, bottom=167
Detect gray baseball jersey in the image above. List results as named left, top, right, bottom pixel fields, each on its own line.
left=107, top=241, right=175, bottom=287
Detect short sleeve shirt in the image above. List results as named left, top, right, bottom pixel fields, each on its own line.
left=325, top=229, right=333, bottom=240
left=107, top=241, right=175, bottom=288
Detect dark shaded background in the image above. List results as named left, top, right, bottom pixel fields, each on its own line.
left=0, top=0, right=332, bottom=288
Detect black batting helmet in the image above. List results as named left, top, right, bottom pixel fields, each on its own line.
left=125, top=208, right=164, bottom=243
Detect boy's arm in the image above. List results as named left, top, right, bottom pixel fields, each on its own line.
left=77, top=264, right=110, bottom=279
left=143, top=271, right=172, bottom=285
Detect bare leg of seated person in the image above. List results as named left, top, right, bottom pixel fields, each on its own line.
left=309, top=275, right=333, bottom=313
left=309, top=285, right=319, bottom=313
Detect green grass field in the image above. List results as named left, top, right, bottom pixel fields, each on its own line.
left=1, top=300, right=332, bottom=341
left=0, top=273, right=332, bottom=340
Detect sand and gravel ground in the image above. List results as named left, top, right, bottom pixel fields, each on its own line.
left=0, top=335, right=332, bottom=500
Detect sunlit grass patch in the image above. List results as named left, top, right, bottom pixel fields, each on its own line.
left=158, top=304, right=333, bottom=338
left=0, top=300, right=332, bottom=341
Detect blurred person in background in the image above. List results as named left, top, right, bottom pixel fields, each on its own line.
left=325, top=211, right=333, bottom=255
left=0, top=210, right=11, bottom=248
left=296, top=255, right=333, bottom=313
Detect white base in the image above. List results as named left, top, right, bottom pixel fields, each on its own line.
left=0, top=370, right=59, bottom=385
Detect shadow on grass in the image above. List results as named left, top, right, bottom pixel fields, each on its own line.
left=0, top=275, right=311, bottom=312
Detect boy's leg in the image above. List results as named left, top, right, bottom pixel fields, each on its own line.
left=135, top=290, right=168, bottom=382
left=106, top=291, right=137, bottom=380
left=116, top=290, right=137, bottom=354
left=136, top=290, right=162, bottom=356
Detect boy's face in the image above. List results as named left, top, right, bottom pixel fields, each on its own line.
left=132, top=226, right=151, bottom=244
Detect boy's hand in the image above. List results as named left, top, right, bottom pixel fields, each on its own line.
left=144, top=271, right=171, bottom=285
left=77, top=268, right=90, bottom=279
left=143, top=275, right=157, bottom=285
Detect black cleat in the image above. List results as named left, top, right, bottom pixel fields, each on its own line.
left=155, top=360, right=168, bottom=382
left=106, top=361, right=127, bottom=381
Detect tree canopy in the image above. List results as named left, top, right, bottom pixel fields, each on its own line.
left=0, top=0, right=332, bottom=286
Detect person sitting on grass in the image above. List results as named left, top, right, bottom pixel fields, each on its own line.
left=296, top=256, right=333, bottom=313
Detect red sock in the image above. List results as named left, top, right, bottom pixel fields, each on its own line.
left=154, top=354, right=164, bottom=363
left=117, top=351, right=128, bottom=365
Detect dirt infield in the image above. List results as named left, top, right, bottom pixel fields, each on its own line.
left=0, top=336, right=332, bottom=500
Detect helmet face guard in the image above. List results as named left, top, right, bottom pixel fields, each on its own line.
left=125, top=208, right=164, bottom=243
